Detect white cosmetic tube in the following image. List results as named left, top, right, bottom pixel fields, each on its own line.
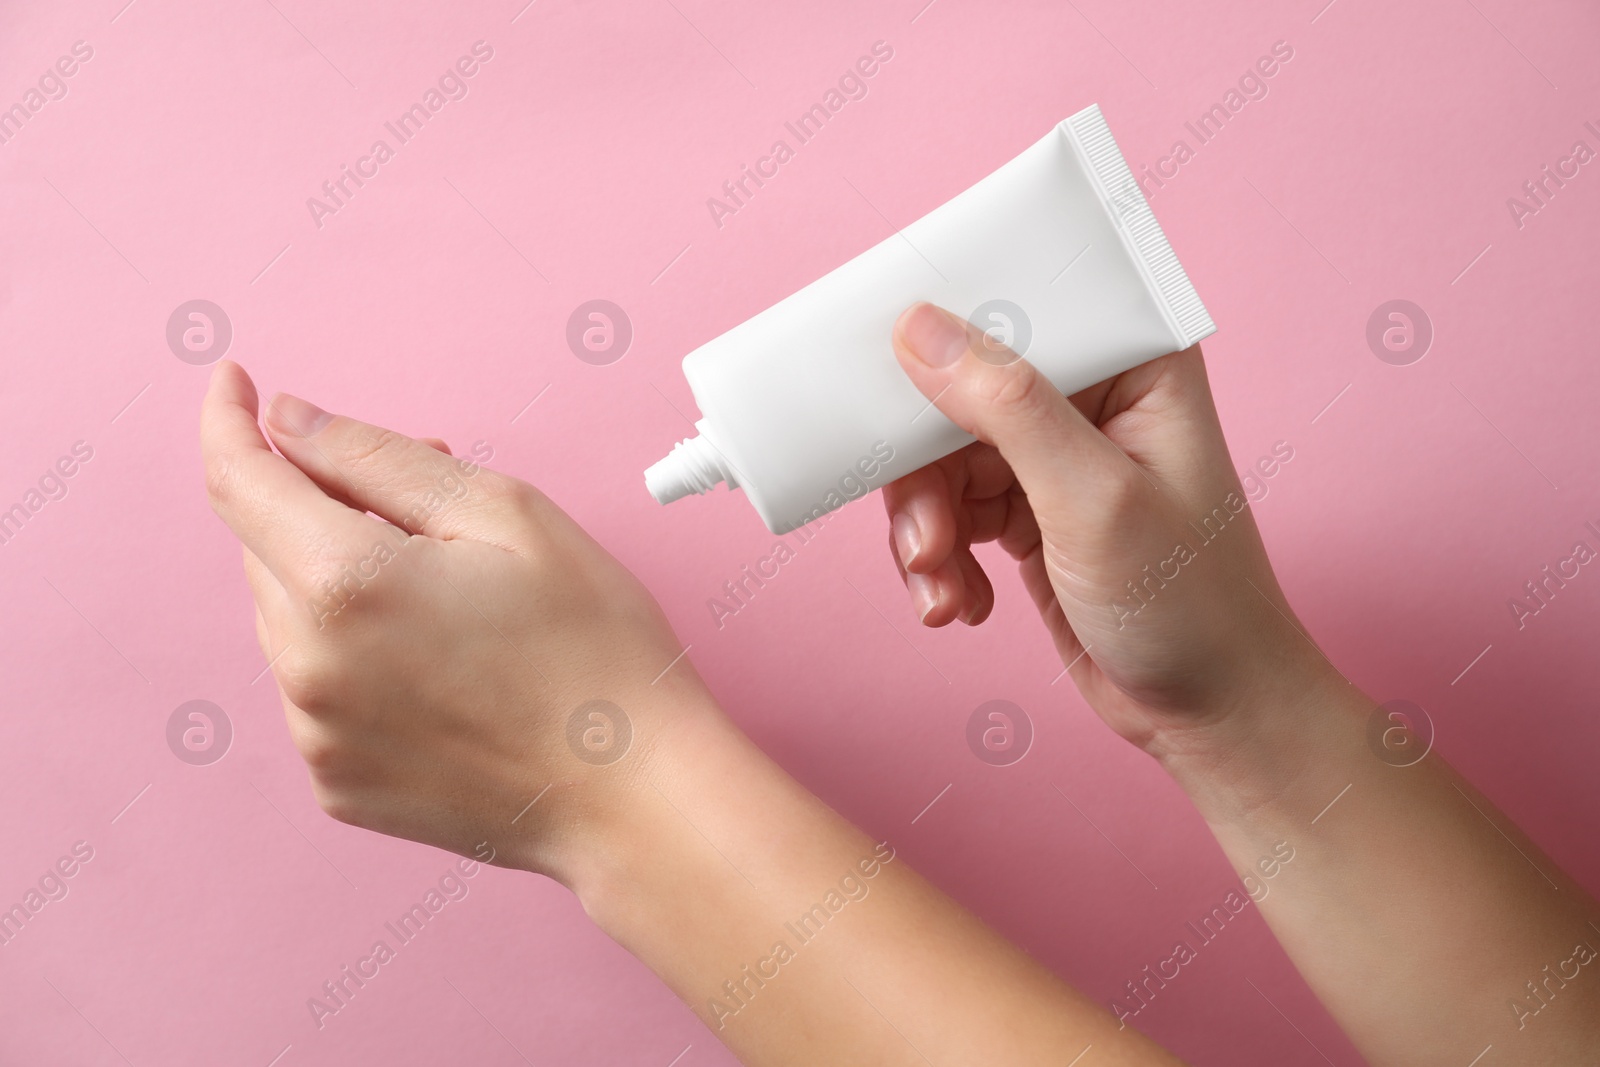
left=645, top=104, right=1215, bottom=535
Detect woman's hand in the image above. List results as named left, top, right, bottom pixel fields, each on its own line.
left=883, top=304, right=1600, bottom=1067
left=199, top=358, right=1190, bottom=1067
left=882, top=302, right=1337, bottom=759
left=200, top=360, right=709, bottom=882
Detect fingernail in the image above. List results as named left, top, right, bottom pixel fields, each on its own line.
left=892, top=511, right=922, bottom=569
left=267, top=393, right=333, bottom=437
left=901, top=303, right=970, bottom=367
left=907, top=572, right=939, bottom=622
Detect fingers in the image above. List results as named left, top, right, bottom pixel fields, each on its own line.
left=884, top=458, right=1006, bottom=626
left=261, top=393, right=511, bottom=540
left=895, top=545, right=995, bottom=627
left=902, top=555, right=964, bottom=626
left=951, top=546, right=995, bottom=625
left=241, top=545, right=291, bottom=619
left=201, top=362, right=370, bottom=587
left=882, top=463, right=955, bottom=574
left=420, top=437, right=451, bottom=454
left=883, top=444, right=1020, bottom=569
left=891, top=303, right=1133, bottom=522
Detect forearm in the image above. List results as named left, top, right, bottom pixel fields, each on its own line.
left=1160, top=663, right=1600, bottom=1066
left=562, top=685, right=1183, bottom=1067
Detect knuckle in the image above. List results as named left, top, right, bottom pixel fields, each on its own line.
left=498, top=479, right=552, bottom=525
left=989, top=361, right=1049, bottom=413
left=295, top=730, right=341, bottom=774
left=298, top=532, right=407, bottom=620
left=276, top=648, right=342, bottom=715
left=342, top=427, right=407, bottom=470
left=496, top=476, right=537, bottom=507
left=302, top=560, right=377, bottom=624
left=512, top=480, right=548, bottom=514
left=204, top=450, right=246, bottom=511
left=968, top=359, right=1048, bottom=417
left=310, top=782, right=363, bottom=828
left=1101, top=464, right=1149, bottom=519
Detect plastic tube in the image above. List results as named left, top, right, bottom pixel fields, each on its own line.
left=645, top=104, right=1215, bottom=535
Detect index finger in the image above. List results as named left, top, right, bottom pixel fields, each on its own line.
left=200, top=360, right=372, bottom=590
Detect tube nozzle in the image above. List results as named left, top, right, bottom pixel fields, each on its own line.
left=645, top=431, right=739, bottom=505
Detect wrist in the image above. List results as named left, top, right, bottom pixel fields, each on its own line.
left=551, top=693, right=906, bottom=1036
left=555, top=696, right=881, bottom=951
left=1150, top=656, right=1372, bottom=827
left=505, top=676, right=734, bottom=888
left=562, top=698, right=725, bottom=875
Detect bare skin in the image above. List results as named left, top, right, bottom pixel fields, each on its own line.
left=882, top=302, right=1600, bottom=1065
left=197, top=301, right=1599, bottom=1066
left=201, top=361, right=1182, bottom=1067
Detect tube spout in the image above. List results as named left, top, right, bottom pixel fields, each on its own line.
left=645, top=432, right=739, bottom=505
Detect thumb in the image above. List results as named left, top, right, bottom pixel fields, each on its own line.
left=262, top=392, right=519, bottom=541
left=891, top=302, right=1130, bottom=518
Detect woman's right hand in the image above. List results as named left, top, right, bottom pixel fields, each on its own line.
left=881, top=302, right=1341, bottom=760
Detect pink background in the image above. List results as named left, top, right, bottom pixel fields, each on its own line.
left=3, top=0, right=1598, bottom=1063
